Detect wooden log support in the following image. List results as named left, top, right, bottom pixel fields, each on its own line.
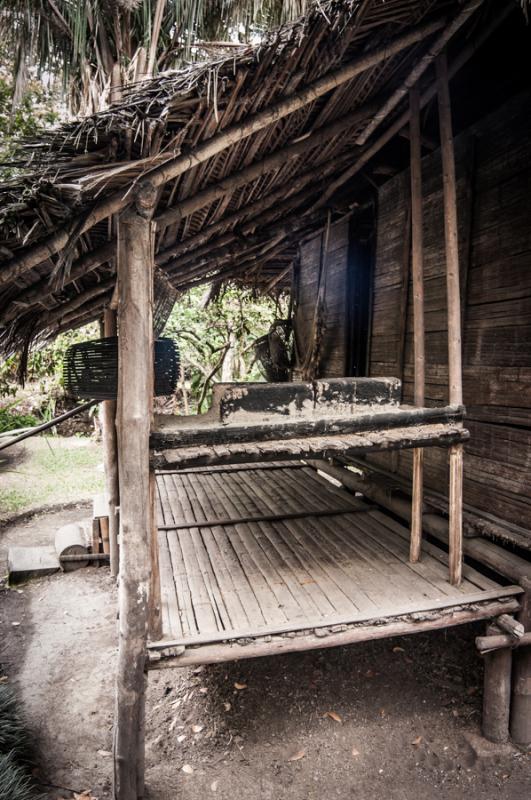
left=113, top=194, right=156, bottom=800
left=102, top=308, right=120, bottom=578
left=482, top=623, right=512, bottom=744
left=437, top=51, right=464, bottom=586
left=510, top=576, right=531, bottom=746
left=476, top=632, right=531, bottom=655
left=409, top=86, right=425, bottom=564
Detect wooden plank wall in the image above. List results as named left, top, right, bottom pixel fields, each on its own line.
left=368, top=91, right=531, bottom=538
left=294, top=218, right=350, bottom=377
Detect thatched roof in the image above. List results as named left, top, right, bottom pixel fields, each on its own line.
left=0, top=0, right=502, bottom=356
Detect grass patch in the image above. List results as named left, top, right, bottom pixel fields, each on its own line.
left=0, top=436, right=103, bottom=519
left=0, top=686, right=41, bottom=800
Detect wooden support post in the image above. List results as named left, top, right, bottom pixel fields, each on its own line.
left=102, top=308, right=120, bottom=578
left=113, top=193, right=155, bottom=800
left=409, top=86, right=425, bottom=564
left=436, top=51, right=463, bottom=586
left=510, top=576, right=531, bottom=746
left=482, top=623, right=512, bottom=743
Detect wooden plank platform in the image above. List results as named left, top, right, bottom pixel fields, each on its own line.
left=149, top=462, right=521, bottom=667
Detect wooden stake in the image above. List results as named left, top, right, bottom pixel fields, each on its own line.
left=102, top=307, right=120, bottom=578
left=482, top=623, right=512, bottom=744
left=510, top=576, right=531, bottom=746
left=113, top=199, right=155, bottom=800
left=409, top=86, right=425, bottom=564
left=437, top=51, right=463, bottom=586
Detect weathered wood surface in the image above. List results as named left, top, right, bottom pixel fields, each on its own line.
left=152, top=422, right=469, bottom=470
left=510, top=576, right=531, bottom=746
left=368, top=90, right=531, bottom=542
left=151, top=404, right=465, bottom=449
left=113, top=207, right=155, bottom=800
left=148, top=598, right=520, bottom=669
left=312, top=458, right=531, bottom=583
left=150, top=463, right=519, bottom=665
left=101, top=307, right=120, bottom=578
left=482, top=623, right=512, bottom=744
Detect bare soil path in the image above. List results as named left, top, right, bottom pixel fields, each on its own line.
left=1, top=508, right=529, bottom=800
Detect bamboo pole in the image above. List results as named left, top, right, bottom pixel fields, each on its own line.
left=113, top=198, right=155, bottom=800
left=154, top=103, right=375, bottom=230
left=409, top=86, right=425, bottom=564
left=355, top=0, right=484, bottom=146
left=0, top=17, right=446, bottom=288
left=436, top=51, right=463, bottom=587
left=310, top=3, right=514, bottom=214
left=102, top=308, right=120, bottom=578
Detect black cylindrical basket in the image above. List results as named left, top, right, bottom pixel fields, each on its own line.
left=63, top=336, right=179, bottom=400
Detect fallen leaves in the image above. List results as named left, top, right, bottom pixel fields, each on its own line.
left=351, top=746, right=360, bottom=757
left=392, top=646, right=405, bottom=653
left=411, top=736, right=423, bottom=746
left=191, top=724, right=204, bottom=734
left=287, top=749, right=306, bottom=762
left=324, top=710, right=342, bottom=723
left=234, top=682, right=247, bottom=691
left=223, top=701, right=232, bottom=711
left=74, top=793, right=97, bottom=800
left=182, top=764, right=194, bottom=775
left=211, top=780, right=219, bottom=792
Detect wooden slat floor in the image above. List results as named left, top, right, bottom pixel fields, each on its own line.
left=154, top=462, right=506, bottom=647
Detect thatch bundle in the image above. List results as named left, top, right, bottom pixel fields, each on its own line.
left=0, top=0, right=494, bottom=360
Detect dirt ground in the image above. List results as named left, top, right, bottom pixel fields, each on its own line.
left=1, top=507, right=530, bottom=800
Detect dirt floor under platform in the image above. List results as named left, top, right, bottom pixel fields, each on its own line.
left=1, top=508, right=530, bottom=800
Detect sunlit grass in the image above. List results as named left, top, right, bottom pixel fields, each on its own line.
left=0, top=436, right=103, bottom=519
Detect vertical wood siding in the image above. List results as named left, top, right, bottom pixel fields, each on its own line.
left=369, top=91, right=531, bottom=536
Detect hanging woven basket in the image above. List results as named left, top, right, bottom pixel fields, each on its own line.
left=63, top=337, right=179, bottom=400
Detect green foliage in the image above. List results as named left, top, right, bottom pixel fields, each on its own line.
left=163, top=284, right=287, bottom=413
left=0, top=66, right=59, bottom=179
left=0, top=2, right=307, bottom=116
left=0, top=686, right=41, bottom=800
left=0, top=686, right=31, bottom=762
left=0, top=402, right=39, bottom=434
left=0, top=437, right=104, bottom=518
left=0, top=753, right=40, bottom=800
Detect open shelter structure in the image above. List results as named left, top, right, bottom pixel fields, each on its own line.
left=1, top=1, right=531, bottom=798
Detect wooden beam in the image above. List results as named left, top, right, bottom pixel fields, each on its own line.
left=144, top=18, right=445, bottom=193
left=355, top=0, right=484, bottom=146
left=409, top=86, right=425, bottom=565
left=437, top=51, right=463, bottom=587
left=0, top=17, right=445, bottom=288
left=309, top=2, right=515, bottom=213
left=148, top=598, right=520, bottom=668
left=0, top=241, right=115, bottom=326
left=101, top=308, right=120, bottom=578
left=481, top=623, right=512, bottom=743
left=154, top=104, right=376, bottom=230
left=113, top=200, right=155, bottom=800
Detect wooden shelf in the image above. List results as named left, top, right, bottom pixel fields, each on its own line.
left=152, top=421, right=468, bottom=469
left=149, top=462, right=519, bottom=668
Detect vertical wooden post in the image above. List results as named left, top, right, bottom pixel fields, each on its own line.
left=482, top=623, right=512, bottom=743
left=102, top=308, right=120, bottom=578
left=113, top=191, right=156, bottom=800
left=409, top=86, right=425, bottom=563
left=436, top=51, right=463, bottom=586
left=510, top=576, right=531, bottom=745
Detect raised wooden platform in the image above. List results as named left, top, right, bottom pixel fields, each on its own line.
left=149, top=462, right=521, bottom=668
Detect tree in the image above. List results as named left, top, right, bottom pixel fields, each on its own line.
left=1, top=1, right=307, bottom=115
left=162, top=283, right=287, bottom=413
